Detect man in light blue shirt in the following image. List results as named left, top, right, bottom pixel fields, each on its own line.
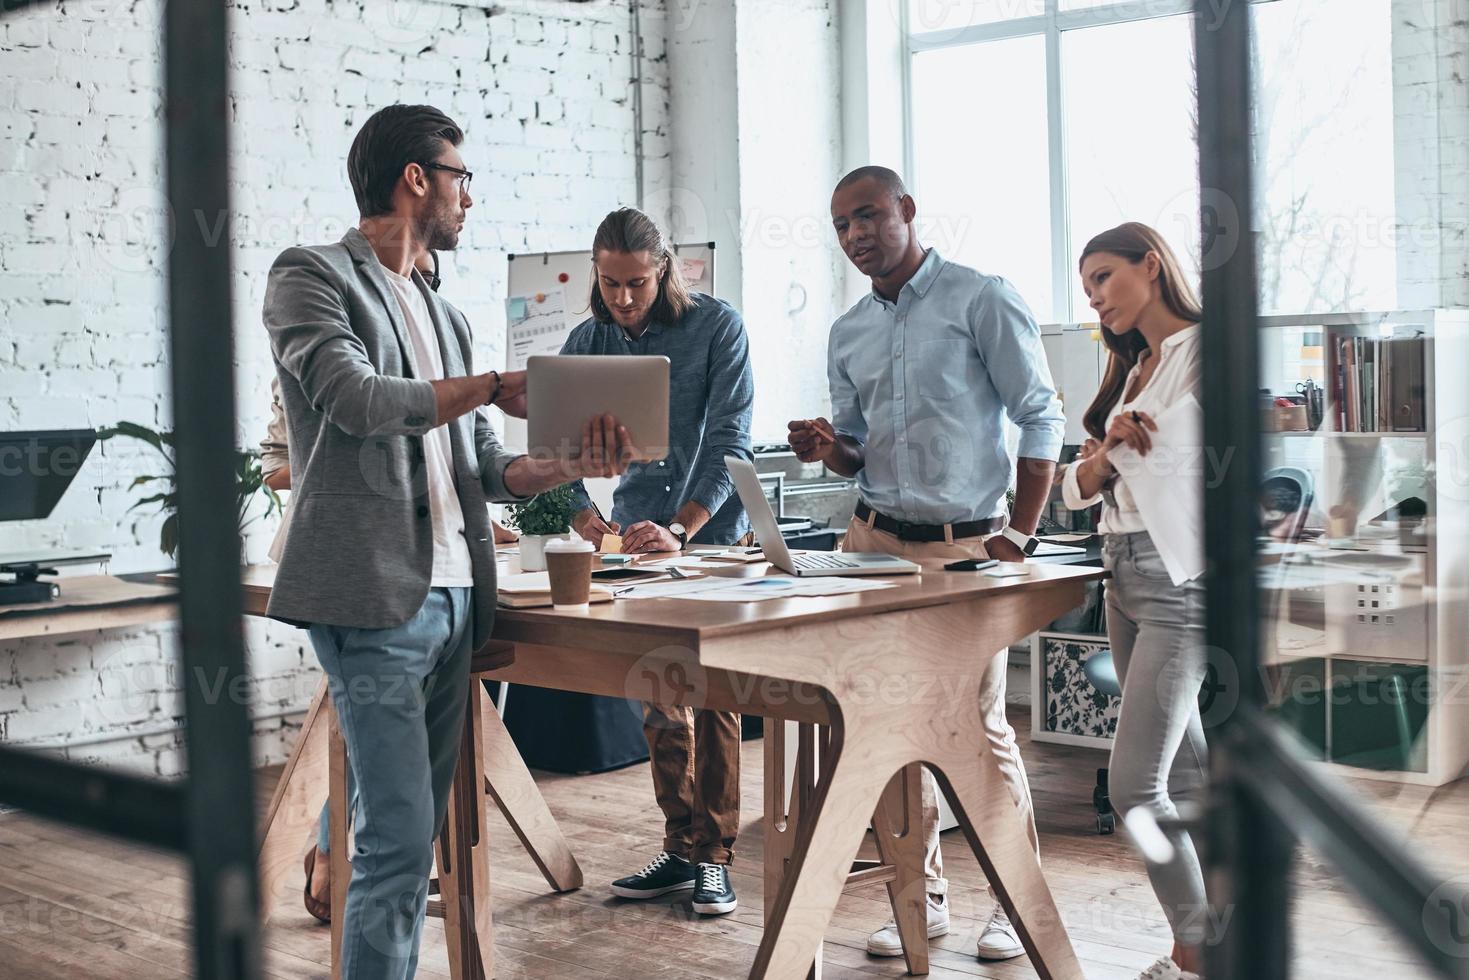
left=789, top=166, right=1064, bottom=963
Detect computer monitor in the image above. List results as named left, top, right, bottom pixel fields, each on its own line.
left=0, top=429, right=97, bottom=522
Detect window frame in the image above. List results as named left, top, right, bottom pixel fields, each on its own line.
left=902, top=0, right=1265, bottom=321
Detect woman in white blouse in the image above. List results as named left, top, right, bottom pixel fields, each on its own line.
left=1062, top=222, right=1208, bottom=980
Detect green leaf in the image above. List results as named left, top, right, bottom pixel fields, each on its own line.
left=160, top=512, right=180, bottom=560
left=504, top=484, right=578, bottom=537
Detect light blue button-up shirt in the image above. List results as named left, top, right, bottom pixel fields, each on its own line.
left=827, top=248, right=1064, bottom=526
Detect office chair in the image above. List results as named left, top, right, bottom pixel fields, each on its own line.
left=1081, top=466, right=1315, bottom=834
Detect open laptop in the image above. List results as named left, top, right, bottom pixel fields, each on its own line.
left=725, top=456, right=920, bottom=577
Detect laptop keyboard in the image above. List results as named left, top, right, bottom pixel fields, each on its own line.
left=793, top=553, right=860, bottom=570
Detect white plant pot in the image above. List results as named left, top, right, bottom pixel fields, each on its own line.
left=518, top=533, right=569, bottom=572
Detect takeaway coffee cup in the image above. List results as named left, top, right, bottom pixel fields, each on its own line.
left=545, top=537, right=595, bottom=610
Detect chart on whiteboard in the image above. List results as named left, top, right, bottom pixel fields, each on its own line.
left=506, top=288, right=568, bottom=370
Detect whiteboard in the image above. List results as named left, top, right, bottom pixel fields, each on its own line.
left=501, top=243, right=715, bottom=520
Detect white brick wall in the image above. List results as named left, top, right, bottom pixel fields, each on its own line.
left=1392, top=0, right=1469, bottom=307
left=0, top=0, right=662, bottom=775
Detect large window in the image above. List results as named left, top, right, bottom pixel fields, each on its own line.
left=910, top=34, right=1054, bottom=320
left=906, top=0, right=1400, bottom=321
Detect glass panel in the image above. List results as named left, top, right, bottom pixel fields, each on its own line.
left=910, top=35, right=1055, bottom=320
left=1062, top=13, right=1199, bottom=321
left=1252, top=0, right=1398, bottom=315
left=906, top=0, right=1045, bottom=33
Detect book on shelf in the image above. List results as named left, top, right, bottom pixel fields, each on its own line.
left=1329, top=333, right=1425, bottom=433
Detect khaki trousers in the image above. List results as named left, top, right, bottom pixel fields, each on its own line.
left=843, top=515, right=1041, bottom=898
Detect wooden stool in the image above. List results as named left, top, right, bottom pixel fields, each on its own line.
left=322, top=641, right=519, bottom=980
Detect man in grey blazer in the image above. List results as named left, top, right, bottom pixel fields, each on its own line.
left=264, top=104, right=631, bottom=979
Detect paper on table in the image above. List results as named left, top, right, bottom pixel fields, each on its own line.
left=497, top=571, right=553, bottom=593
left=599, top=534, right=625, bottom=555
left=680, top=577, right=897, bottom=602
left=611, top=578, right=735, bottom=599
left=1107, top=393, right=1205, bottom=585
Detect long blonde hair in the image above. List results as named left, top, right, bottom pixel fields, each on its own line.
left=588, top=207, right=694, bottom=324
left=1079, top=222, right=1202, bottom=441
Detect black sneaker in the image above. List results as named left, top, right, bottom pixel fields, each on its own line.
left=691, top=862, right=737, bottom=915
left=611, top=851, right=698, bottom=899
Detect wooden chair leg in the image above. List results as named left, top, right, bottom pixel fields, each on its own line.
left=871, top=763, right=930, bottom=976
left=479, top=682, right=583, bottom=892
left=438, top=682, right=493, bottom=980
left=257, top=676, right=331, bottom=924
left=327, top=699, right=351, bottom=980
left=930, top=752, right=1084, bottom=980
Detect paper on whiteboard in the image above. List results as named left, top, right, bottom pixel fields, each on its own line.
left=679, top=257, right=709, bottom=292
left=507, top=288, right=569, bottom=370
left=1106, top=393, right=1205, bottom=586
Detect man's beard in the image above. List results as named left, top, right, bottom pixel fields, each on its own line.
left=418, top=195, right=461, bottom=251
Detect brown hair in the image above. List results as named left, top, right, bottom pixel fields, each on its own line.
left=1078, top=222, right=1203, bottom=441
left=588, top=208, right=694, bottom=325
left=347, top=104, right=463, bottom=219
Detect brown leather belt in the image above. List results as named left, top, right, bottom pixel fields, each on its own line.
left=854, top=501, right=1005, bottom=543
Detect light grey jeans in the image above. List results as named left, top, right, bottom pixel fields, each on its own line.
left=1103, top=531, right=1211, bottom=946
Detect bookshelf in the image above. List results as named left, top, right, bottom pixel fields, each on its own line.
left=1260, top=309, right=1469, bottom=787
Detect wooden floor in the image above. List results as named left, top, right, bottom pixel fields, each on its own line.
left=0, top=705, right=1463, bottom=979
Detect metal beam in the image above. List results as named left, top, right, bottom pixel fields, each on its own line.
left=163, top=0, right=262, bottom=976
left=0, top=746, right=186, bottom=849
left=1192, top=0, right=1288, bottom=975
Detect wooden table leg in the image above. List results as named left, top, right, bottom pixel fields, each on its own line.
left=930, top=748, right=1085, bottom=980
left=328, top=699, right=351, bottom=980
left=753, top=726, right=888, bottom=980
left=257, top=676, right=331, bottom=924
left=479, top=686, right=583, bottom=892
left=871, top=763, right=929, bottom=976
left=438, top=681, right=494, bottom=980
left=764, top=721, right=824, bottom=979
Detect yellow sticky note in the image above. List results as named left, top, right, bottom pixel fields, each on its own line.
left=600, top=534, right=625, bottom=555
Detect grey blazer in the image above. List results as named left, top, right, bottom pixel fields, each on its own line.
left=262, top=228, right=524, bottom=650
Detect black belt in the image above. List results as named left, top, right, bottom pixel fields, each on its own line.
left=854, top=502, right=1005, bottom=542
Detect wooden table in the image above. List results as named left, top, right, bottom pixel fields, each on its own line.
left=246, top=559, right=1106, bottom=979
left=0, top=574, right=176, bottom=641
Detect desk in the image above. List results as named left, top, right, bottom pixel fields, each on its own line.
left=248, top=559, right=1106, bottom=979
left=0, top=574, right=176, bottom=641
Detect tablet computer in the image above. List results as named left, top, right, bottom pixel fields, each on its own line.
left=526, top=355, right=670, bottom=462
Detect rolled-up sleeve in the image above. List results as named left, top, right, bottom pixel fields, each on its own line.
left=972, top=278, right=1064, bottom=462
left=1061, top=460, right=1103, bottom=510
left=687, top=309, right=755, bottom=516
left=264, top=247, right=437, bottom=440
left=260, top=377, right=291, bottom=477
left=827, top=327, right=867, bottom=448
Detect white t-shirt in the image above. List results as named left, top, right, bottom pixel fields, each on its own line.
left=382, top=265, right=475, bottom=587
left=1061, top=323, right=1202, bottom=537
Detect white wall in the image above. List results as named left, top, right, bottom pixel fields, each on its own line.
left=1392, top=0, right=1469, bottom=308
left=0, top=0, right=662, bottom=774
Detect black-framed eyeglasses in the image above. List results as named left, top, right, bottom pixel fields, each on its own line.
left=422, top=161, right=473, bottom=194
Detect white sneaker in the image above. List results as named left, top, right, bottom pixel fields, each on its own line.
left=1137, top=956, right=1201, bottom=980
left=975, top=908, right=1026, bottom=961
left=866, top=894, right=950, bottom=957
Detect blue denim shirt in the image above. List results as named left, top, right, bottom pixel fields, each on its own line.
left=827, top=249, right=1064, bottom=525
left=560, top=292, right=754, bottom=545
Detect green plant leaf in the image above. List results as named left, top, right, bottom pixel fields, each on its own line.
left=160, top=512, right=180, bottom=560
left=504, top=484, right=579, bottom=537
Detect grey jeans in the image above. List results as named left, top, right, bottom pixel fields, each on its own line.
left=1103, top=531, right=1211, bottom=946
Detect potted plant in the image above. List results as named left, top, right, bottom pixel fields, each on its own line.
left=504, top=484, right=578, bottom=571
left=97, top=421, right=282, bottom=561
